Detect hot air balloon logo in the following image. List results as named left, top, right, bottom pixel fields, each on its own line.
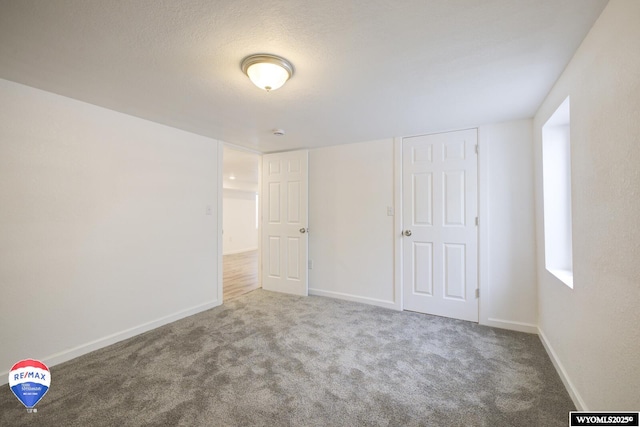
left=8, top=359, right=51, bottom=412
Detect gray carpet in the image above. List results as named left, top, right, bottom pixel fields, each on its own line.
left=0, top=290, right=573, bottom=426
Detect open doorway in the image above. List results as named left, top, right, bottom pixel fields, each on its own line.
left=222, top=145, right=261, bottom=300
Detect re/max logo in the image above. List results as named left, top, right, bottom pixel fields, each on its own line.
left=13, top=371, right=47, bottom=382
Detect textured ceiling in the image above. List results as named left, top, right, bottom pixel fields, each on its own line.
left=0, top=0, right=607, bottom=153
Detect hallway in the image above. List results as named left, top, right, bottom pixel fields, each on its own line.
left=223, top=250, right=259, bottom=300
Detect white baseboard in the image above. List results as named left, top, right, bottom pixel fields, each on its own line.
left=0, top=299, right=221, bottom=386
left=309, top=288, right=400, bottom=310
left=538, top=327, right=587, bottom=411
left=482, top=317, right=539, bottom=334
left=223, top=247, right=258, bottom=255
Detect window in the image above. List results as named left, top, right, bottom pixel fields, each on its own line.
left=542, top=97, right=573, bottom=288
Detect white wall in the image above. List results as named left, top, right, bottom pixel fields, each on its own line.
left=223, top=189, right=258, bottom=254
left=308, top=127, right=538, bottom=327
left=533, top=0, right=640, bottom=410
left=308, top=139, right=396, bottom=308
left=0, top=79, right=221, bottom=384
left=478, top=120, right=538, bottom=333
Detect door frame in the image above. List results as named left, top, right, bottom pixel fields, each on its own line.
left=216, top=142, right=263, bottom=304
left=216, top=142, right=223, bottom=304
left=393, top=130, right=487, bottom=323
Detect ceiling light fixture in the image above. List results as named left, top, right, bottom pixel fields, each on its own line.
left=241, top=54, right=294, bottom=92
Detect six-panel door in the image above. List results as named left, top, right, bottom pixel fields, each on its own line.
left=402, top=129, right=478, bottom=322
left=262, top=150, right=309, bottom=296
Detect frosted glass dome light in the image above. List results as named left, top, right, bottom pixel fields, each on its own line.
left=241, top=54, right=294, bottom=92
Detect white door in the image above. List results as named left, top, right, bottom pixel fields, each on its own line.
left=402, top=129, right=478, bottom=322
left=262, top=150, right=309, bottom=296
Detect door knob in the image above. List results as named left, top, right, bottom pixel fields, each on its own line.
left=299, top=228, right=308, bottom=234
left=403, top=230, right=412, bottom=237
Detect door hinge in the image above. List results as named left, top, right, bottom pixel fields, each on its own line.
left=475, top=145, right=479, bottom=154
left=475, top=217, right=479, bottom=226
left=475, top=288, right=480, bottom=298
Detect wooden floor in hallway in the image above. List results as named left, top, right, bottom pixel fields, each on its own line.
left=223, top=250, right=259, bottom=301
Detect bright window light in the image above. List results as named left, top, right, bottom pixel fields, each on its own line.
left=542, top=97, right=573, bottom=288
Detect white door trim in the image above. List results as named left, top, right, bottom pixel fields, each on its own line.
left=393, top=137, right=403, bottom=311
left=216, top=141, right=224, bottom=304
left=477, top=128, right=489, bottom=328
left=257, top=151, right=263, bottom=292
left=218, top=141, right=264, bottom=304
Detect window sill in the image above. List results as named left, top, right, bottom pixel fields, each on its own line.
left=548, top=268, right=573, bottom=288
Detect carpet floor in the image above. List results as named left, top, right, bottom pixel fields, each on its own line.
left=0, top=289, right=574, bottom=426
